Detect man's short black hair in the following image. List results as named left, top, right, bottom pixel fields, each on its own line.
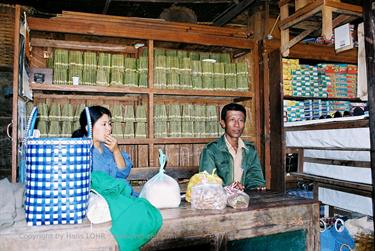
left=220, top=103, right=247, bottom=121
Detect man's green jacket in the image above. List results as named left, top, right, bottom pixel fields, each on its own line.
left=199, top=135, right=265, bottom=189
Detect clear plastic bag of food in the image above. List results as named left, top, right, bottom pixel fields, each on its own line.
left=185, top=169, right=222, bottom=202
left=190, top=183, right=227, bottom=210
left=224, top=186, right=250, bottom=209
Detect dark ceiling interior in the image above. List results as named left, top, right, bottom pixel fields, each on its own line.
left=0, top=0, right=279, bottom=26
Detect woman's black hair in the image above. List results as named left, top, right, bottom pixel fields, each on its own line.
left=220, top=103, right=247, bottom=121
left=72, top=106, right=112, bottom=138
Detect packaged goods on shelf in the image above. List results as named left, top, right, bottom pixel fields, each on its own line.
left=202, top=61, right=214, bottom=90
left=124, top=121, right=135, bottom=138
left=137, top=56, right=148, bottom=87
left=191, top=60, right=203, bottom=89
left=124, top=57, right=138, bottom=87
left=236, top=62, right=249, bottom=91
left=224, top=63, right=237, bottom=90
left=68, top=50, right=83, bottom=85
left=154, top=55, right=167, bottom=88
left=213, top=62, right=225, bottom=90
left=123, top=104, right=136, bottom=122
left=110, top=54, right=125, bottom=86
left=82, top=51, right=97, bottom=86
left=166, top=56, right=180, bottom=89
left=179, top=57, right=192, bottom=89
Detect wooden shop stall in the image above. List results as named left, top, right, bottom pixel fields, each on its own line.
left=13, top=1, right=375, bottom=249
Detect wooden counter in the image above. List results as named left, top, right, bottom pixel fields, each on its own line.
left=0, top=192, right=320, bottom=251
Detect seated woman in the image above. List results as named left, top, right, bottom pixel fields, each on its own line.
left=73, top=105, right=137, bottom=196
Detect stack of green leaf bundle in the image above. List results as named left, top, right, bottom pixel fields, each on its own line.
left=111, top=104, right=124, bottom=138
left=154, top=104, right=168, bottom=138
left=193, top=105, right=206, bottom=138
left=165, top=49, right=177, bottom=57
left=213, top=63, right=225, bottom=90
left=96, top=53, right=111, bottom=86
left=36, top=103, right=49, bottom=137
left=110, top=54, right=125, bottom=86
left=123, top=104, right=135, bottom=138
left=48, top=103, right=61, bottom=137
left=199, top=52, right=210, bottom=61
left=68, top=50, right=83, bottom=85
left=154, top=55, right=167, bottom=88
left=82, top=51, right=97, bottom=85
left=73, top=103, right=85, bottom=131
left=135, top=104, right=147, bottom=138
left=189, top=51, right=200, bottom=61
left=166, top=56, right=180, bottom=89
left=137, top=56, right=148, bottom=87
left=209, top=53, right=221, bottom=63
left=206, top=105, right=219, bottom=137
left=220, top=53, right=231, bottom=63
left=181, top=104, right=194, bottom=138
left=168, top=104, right=181, bottom=137
left=60, top=103, right=74, bottom=137
left=179, top=57, right=192, bottom=89
left=53, top=49, right=69, bottom=85
left=225, top=63, right=237, bottom=91
left=124, top=57, right=138, bottom=87
left=236, top=62, right=249, bottom=91
left=202, top=61, right=214, bottom=90
left=177, top=50, right=188, bottom=58
left=191, top=60, right=202, bottom=89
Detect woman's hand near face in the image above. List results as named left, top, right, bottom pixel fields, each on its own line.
left=105, top=134, right=126, bottom=170
left=104, top=134, right=120, bottom=153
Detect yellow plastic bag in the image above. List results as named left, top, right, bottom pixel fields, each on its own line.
left=185, top=169, right=222, bottom=202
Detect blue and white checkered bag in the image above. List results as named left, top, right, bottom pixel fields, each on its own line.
left=24, top=107, right=93, bottom=226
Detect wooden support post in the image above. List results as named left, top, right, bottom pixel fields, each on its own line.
left=322, top=6, right=333, bottom=40
left=11, top=5, right=20, bottom=183
left=280, top=4, right=290, bottom=56
left=363, top=0, right=375, bottom=234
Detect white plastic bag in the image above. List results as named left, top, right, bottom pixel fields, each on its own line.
left=139, top=149, right=181, bottom=208
left=87, top=189, right=111, bottom=224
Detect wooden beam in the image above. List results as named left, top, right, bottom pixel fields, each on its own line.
left=280, top=3, right=290, bottom=57
left=362, top=0, right=375, bottom=233
left=332, top=14, right=357, bottom=28
left=28, top=17, right=255, bottom=49
left=295, top=0, right=310, bottom=10
left=281, top=28, right=316, bottom=53
left=279, top=0, right=323, bottom=30
left=325, top=0, right=362, bottom=15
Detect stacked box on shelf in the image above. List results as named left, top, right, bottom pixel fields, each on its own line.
left=312, top=99, right=322, bottom=119
left=282, top=58, right=299, bottom=96
left=283, top=100, right=305, bottom=122
left=329, top=101, right=351, bottom=114
left=303, top=100, right=313, bottom=120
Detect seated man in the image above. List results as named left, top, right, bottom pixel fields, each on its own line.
left=199, top=103, right=266, bottom=191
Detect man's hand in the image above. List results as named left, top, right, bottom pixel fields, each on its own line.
left=231, top=181, right=244, bottom=191
left=104, top=134, right=120, bottom=153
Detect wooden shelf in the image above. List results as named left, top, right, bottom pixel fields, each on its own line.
left=284, top=95, right=365, bottom=102
left=30, top=83, right=149, bottom=95
left=117, top=136, right=256, bottom=145
left=279, top=0, right=362, bottom=56
left=30, top=83, right=253, bottom=98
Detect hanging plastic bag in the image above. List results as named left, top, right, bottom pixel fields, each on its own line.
left=139, top=149, right=181, bottom=208
left=185, top=169, right=223, bottom=202
left=320, top=217, right=355, bottom=251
